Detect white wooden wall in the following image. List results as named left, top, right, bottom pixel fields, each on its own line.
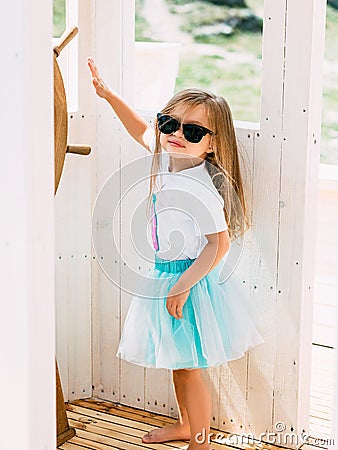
left=55, top=0, right=95, bottom=401
left=55, top=0, right=327, bottom=444
left=1, top=0, right=56, bottom=448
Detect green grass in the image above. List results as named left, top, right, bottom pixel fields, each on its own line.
left=175, top=54, right=261, bottom=121
left=135, top=0, right=155, bottom=41
left=194, top=31, right=262, bottom=57
left=325, top=5, right=338, bottom=61
left=321, top=5, right=338, bottom=163
left=165, top=0, right=263, bottom=122
left=53, top=0, right=65, bottom=37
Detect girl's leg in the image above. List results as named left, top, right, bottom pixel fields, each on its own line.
left=142, top=369, right=191, bottom=443
left=177, top=368, right=212, bottom=449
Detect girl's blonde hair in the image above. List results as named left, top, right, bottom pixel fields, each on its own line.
left=148, top=88, right=250, bottom=241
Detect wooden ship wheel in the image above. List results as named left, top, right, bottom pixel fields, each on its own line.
left=54, top=26, right=91, bottom=446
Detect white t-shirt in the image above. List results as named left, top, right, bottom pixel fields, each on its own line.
left=148, top=137, right=228, bottom=260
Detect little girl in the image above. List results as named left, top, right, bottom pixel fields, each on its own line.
left=88, top=57, right=263, bottom=450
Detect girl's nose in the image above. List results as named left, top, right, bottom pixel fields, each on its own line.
left=173, top=124, right=183, bottom=137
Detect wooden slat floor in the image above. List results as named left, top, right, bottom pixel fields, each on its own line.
left=57, top=398, right=331, bottom=450
left=310, top=179, right=337, bottom=441
left=309, top=344, right=336, bottom=441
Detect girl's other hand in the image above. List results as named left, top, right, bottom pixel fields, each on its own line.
left=87, top=57, right=110, bottom=99
left=166, top=285, right=191, bottom=320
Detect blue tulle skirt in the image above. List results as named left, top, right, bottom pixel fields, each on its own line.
left=116, top=254, right=264, bottom=370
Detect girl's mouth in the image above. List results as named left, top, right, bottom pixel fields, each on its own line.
left=168, top=139, right=185, bottom=148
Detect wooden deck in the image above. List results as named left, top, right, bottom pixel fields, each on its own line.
left=309, top=171, right=338, bottom=441
left=58, top=398, right=332, bottom=450
left=310, top=345, right=336, bottom=440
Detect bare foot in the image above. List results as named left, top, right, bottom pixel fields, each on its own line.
left=142, top=423, right=190, bottom=443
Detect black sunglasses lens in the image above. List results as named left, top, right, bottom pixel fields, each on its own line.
left=157, top=113, right=211, bottom=143
left=183, top=124, right=206, bottom=143
left=157, top=114, right=179, bottom=135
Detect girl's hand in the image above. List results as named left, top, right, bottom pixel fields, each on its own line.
left=87, top=57, right=110, bottom=99
left=166, top=285, right=191, bottom=320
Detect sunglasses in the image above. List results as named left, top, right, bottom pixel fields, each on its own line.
left=157, top=113, right=213, bottom=144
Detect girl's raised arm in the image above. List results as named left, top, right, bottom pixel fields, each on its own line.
left=87, top=57, right=153, bottom=151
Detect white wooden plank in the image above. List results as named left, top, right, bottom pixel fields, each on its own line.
left=55, top=153, right=93, bottom=400
left=312, top=326, right=336, bottom=348
left=94, top=0, right=148, bottom=408
left=91, top=0, right=130, bottom=406
left=244, top=0, right=288, bottom=436
left=205, top=367, right=221, bottom=429
left=92, top=111, right=122, bottom=402
left=0, top=0, right=55, bottom=447
left=92, top=269, right=121, bottom=404
left=145, top=369, right=171, bottom=416
left=168, top=375, right=179, bottom=419
left=218, top=128, right=255, bottom=433
left=118, top=0, right=149, bottom=408
left=314, top=283, right=338, bottom=308
left=119, top=131, right=147, bottom=408
left=55, top=0, right=96, bottom=401
left=313, top=303, right=337, bottom=328
left=274, top=0, right=327, bottom=439
left=55, top=178, right=70, bottom=400
left=334, top=300, right=338, bottom=450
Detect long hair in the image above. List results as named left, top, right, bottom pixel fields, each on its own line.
left=148, top=88, right=251, bottom=241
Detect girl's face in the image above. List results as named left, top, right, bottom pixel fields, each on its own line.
left=159, top=104, right=213, bottom=160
